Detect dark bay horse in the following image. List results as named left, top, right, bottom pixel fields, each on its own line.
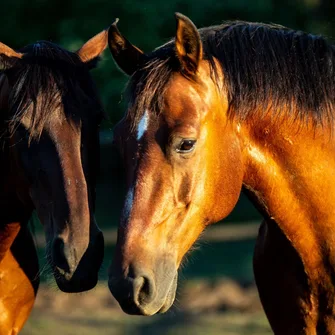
left=108, top=13, right=335, bottom=334
left=0, top=29, right=108, bottom=333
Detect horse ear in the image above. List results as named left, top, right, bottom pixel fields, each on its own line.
left=174, top=13, right=202, bottom=77
left=76, top=29, right=109, bottom=66
left=108, top=18, right=145, bottom=76
left=0, top=42, right=23, bottom=69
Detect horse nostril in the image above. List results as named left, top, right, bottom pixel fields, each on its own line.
left=52, top=238, right=70, bottom=273
left=134, top=276, right=155, bottom=305
left=108, top=267, right=158, bottom=314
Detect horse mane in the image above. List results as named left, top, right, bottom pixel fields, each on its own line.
left=127, top=21, right=335, bottom=131
left=0, top=41, right=104, bottom=140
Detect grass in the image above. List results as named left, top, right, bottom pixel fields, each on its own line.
left=22, top=311, right=271, bottom=335
left=21, top=282, right=272, bottom=335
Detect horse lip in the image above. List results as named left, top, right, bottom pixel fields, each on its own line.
left=55, top=273, right=98, bottom=293
left=54, top=266, right=73, bottom=281
left=142, top=272, right=178, bottom=315
left=55, top=266, right=66, bottom=276
left=158, top=285, right=176, bottom=313
left=157, top=274, right=178, bottom=314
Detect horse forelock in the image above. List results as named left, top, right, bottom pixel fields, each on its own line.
left=1, top=41, right=103, bottom=141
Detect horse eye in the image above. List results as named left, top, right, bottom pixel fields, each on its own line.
left=176, top=139, right=197, bottom=153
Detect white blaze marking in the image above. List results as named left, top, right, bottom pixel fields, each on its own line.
left=123, top=186, right=134, bottom=222
left=236, top=123, right=241, bottom=133
left=248, top=145, right=267, bottom=164
left=137, top=110, right=149, bottom=140
left=284, top=136, right=293, bottom=145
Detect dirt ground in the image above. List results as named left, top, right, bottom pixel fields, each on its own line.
left=21, top=279, right=272, bottom=335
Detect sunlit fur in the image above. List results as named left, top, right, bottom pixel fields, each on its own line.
left=126, top=21, right=334, bottom=132
left=109, top=13, right=335, bottom=333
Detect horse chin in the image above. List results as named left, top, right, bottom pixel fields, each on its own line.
left=142, top=273, right=178, bottom=316
left=45, top=226, right=104, bottom=293
left=51, top=249, right=103, bottom=293
left=157, top=273, right=178, bottom=314
left=54, top=272, right=98, bottom=293
left=46, top=241, right=103, bottom=293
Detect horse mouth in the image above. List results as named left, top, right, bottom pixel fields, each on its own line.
left=45, top=242, right=102, bottom=293
left=55, top=273, right=98, bottom=293
left=53, top=259, right=99, bottom=293
left=157, top=274, right=178, bottom=314
left=110, top=272, right=178, bottom=316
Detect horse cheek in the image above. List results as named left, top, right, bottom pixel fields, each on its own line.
left=209, top=134, right=243, bottom=223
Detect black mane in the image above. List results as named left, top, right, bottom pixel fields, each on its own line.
left=127, top=21, right=335, bottom=131
left=0, top=41, right=103, bottom=139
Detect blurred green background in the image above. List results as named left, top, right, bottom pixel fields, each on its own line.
left=1, top=0, right=334, bottom=334
left=1, top=0, right=334, bottom=127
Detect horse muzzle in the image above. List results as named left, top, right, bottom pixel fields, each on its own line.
left=108, top=261, right=178, bottom=315
left=49, top=230, right=104, bottom=293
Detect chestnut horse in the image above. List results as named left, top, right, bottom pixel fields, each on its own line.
left=0, top=29, right=108, bottom=334
left=108, top=13, right=335, bottom=334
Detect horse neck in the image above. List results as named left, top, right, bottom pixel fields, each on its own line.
left=241, top=115, right=335, bottom=279
left=0, top=141, right=25, bottom=259
left=0, top=136, right=32, bottom=223
left=0, top=222, right=21, bottom=262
